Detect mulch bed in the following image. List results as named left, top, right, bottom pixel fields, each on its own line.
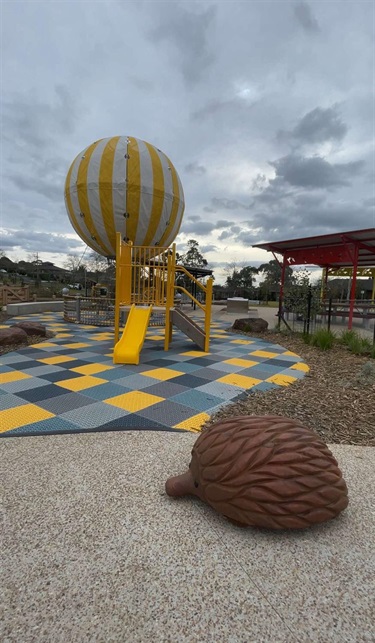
left=1, top=312, right=374, bottom=446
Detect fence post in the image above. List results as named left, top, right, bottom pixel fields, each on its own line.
left=306, top=286, right=312, bottom=336
left=76, top=296, right=81, bottom=323
left=327, top=297, right=332, bottom=331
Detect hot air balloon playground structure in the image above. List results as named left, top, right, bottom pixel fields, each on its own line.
left=64, top=136, right=213, bottom=364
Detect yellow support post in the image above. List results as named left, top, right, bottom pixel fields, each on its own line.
left=122, top=241, right=132, bottom=305
left=204, top=277, right=213, bottom=352
left=114, top=232, right=122, bottom=345
left=372, top=268, right=375, bottom=301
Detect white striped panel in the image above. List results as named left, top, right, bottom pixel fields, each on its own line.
left=163, top=171, right=185, bottom=247
left=112, top=136, right=128, bottom=248
left=149, top=150, right=174, bottom=247
left=134, top=139, right=154, bottom=246
left=86, top=138, right=113, bottom=256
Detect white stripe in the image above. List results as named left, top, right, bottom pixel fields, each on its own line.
left=68, top=147, right=100, bottom=250
left=134, top=139, right=154, bottom=246
left=149, top=150, right=174, bottom=247
left=163, top=171, right=185, bottom=247
left=86, top=138, right=113, bottom=256
left=112, top=136, right=128, bottom=247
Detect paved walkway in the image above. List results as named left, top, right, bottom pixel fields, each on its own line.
left=0, top=310, right=308, bottom=437
left=2, top=432, right=374, bottom=642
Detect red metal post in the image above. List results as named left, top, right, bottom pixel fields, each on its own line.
left=277, top=255, right=288, bottom=326
left=348, top=243, right=359, bottom=329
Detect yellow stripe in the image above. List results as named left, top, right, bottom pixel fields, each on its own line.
left=76, top=140, right=109, bottom=255
left=126, top=137, right=141, bottom=243
left=142, top=143, right=165, bottom=246
left=64, top=152, right=94, bottom=250
left=157, top=157, right=182, bottom=247
left=99, top=136, right=120, bottom=253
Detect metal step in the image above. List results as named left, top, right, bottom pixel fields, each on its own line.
left=171, top=308, right=206, bottom=350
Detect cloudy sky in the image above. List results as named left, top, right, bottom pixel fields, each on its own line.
left=1, top=0, right=374, bottom=282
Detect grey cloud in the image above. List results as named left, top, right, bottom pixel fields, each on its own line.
left=280, top=106, right=348, bottom=144
left=0, top=230, right=82, bottom=254
left=270, top=154, right=365, bottom=190
left=203, top=206, right=216, bottom=213
left=215, top=220, right=232, bottom=228
left=3, top=85, right=79, bottom=151
left=218, top=231, right=231, bottom=241
left=185, top=162, right=207, bottom=176
left=7, top=174, right=63, bottom=202
left=230, top=226, right=241, bottom=233
left=149, top=4, right=216, bottom=85
left=293, top=2, right=319, bottom=33
left=181, top=219, right=215, bottom=235
left=200, top=244, right=218, bottom=253
left=363, top=197, right=375, bottom=207
left=211, top=198, right=253, bottom=211
left=191, top=95, right=259, bottom=122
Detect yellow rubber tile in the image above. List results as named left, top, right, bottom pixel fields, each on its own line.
left=56, top=375, right=108, bottom=391
left=38, top=356, right=76, bottom=365
left=223, top=358, right=259, bottom=367
left=181, top=351, right=210, bottom=357
left=0, top=404, right=55, bottom=432
left=61, top=343, right=92, bottom=349
left=250, top=350, right=280, bottom=358
left=229, top=339, right=255, bottom=345
left=140, top=368, right=184, bottom=381
left=0, top=324, right=9, bottom=328
left=54, top=333, right=74, bottom=338
left=30, top=342, right=56, bottom=348
left=266, top=374, right=297, bottom=386
left=146, top=336, right=164, bottom=341
left=173, top=412, right=209, bottom=432
left=0, top=371, right=32, bottom=384
left=70, top=364, right=115, bottom=375
left=283, top=350, right=299, bottom=357
left=91, top=334, right=113, bottom=340
left=289, top=362, right=310, bottom=372
left=104, top=391, right=164, bottom=412
left=217, top=373, right=262, bottom=388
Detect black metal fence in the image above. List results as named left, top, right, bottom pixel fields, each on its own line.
left=278, top=288, right=375, bottom=344
left=63, top=296, right=165, bottom=327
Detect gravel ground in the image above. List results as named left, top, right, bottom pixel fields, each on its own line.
left=204, top=330, right=375, bottom=447
left=1, top=312, right=374, bottom=446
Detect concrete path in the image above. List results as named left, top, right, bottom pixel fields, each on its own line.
left=2, top=431, right=374, bottom=642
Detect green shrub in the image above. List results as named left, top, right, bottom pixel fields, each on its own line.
left=347, top=335, right=373, bottom=356
left=310, top=329, right=336, bottom=350
left=339, top=329, right=358, bottom=346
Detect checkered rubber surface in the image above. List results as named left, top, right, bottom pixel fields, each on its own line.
left=0, top=313, right=309, bottom=437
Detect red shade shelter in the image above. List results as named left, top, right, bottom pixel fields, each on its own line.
left=253, top=228, right=375, bottom=329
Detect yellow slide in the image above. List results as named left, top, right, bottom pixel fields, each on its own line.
left=114, top=304, right=153, bottom=365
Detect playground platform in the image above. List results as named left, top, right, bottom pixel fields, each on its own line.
left=0, top=310, right=309, bottom=437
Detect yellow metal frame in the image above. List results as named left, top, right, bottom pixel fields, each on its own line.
left=114, top=233, right=213, bottom=353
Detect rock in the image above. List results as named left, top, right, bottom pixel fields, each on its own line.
left=232, top=317, right=268, bottom=332
left=356, top=361, right=375, bottom=385
left=165, top=415, right=349, bottom=530
left=13, top=321, right=47, bottom=337
left=0, top=327, right=28, bottom=347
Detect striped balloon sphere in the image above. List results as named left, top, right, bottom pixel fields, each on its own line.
left=64, top=136, right=185, bottom=257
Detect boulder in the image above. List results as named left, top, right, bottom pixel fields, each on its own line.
left=0, top=327, right=28, bottom=347
left=232, top=317, right=268, bottom=333
left=13, top=321, right=47, bottom=337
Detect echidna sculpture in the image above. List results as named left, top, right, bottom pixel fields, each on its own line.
left=165, top=416, right=349, bottom=529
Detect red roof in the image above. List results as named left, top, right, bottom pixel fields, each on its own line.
left=252, top=228, right=375, bottom=268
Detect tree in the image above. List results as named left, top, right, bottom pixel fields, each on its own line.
left=86, top=251, right=108, bottom=282
left=225, top=264, right=258, bottom=296
left=179, top=239, right=208, bottom=267
left=258, top=259, right=295, bottom=300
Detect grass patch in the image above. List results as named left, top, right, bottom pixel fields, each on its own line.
left=310, top=328, right=336, bottom=350
left=338, top=329, right=375, bottom=357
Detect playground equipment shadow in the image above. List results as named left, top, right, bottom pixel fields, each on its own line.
left=0, top=311, right=309, bottom=437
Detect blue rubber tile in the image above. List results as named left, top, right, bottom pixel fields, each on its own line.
left=0, top=377, right=52, bottom=394
left=111, top=374, right=160, bottom=389
left=0, top=393, right=31, bottom=410
left=92, top=367, right=133, bottom=381
left=161, top=361, right=203, bottom=373
left=252, top=381, right=280, bottom=392
left=145, top=358, right=182, bottom=367
left=195, top=381, right=244, bottom=400
left=40, top=370, right=83, bottom=383
left=0, top=360, right=40, bottom=372
left=21, top=365, right=68, bottom=377
left=36, top=392, right=98, bottom=413
left=170, top=390, right=224, bottom=412
left=2, top=416, right=82, bottom=437
left=238, top=366, right=281, bottom=380
left=137, top=401, right=194, bottom=426
left=56, top=359, right=95, bottom=369
left=144, top=381, right=189, bottom=398
left=208, top=362, right=249, bottom=373
left=185, top=357, right=218, bottom=366
left=17, top=384, right=70, bottom=403
left=60, top=402, right=128, bottom=428
left=279, top=367, right=306, bottom=379
left=0, top=354, right=38, bottom=365
left=98, top=415, right=175, bottom=431
left=188, top=367, right=229, bottom=381
left=265, top=357, right=299, bottom=367
left=79, top=383, right=132, bottom=400
left=167, top=373, right=211, bottom=388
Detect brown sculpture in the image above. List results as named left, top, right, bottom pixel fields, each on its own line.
left=165, top=416, right=349, bottom=529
